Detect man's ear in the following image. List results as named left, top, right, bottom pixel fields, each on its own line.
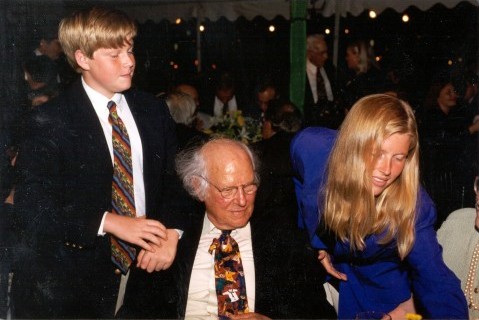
left=75, top=49, right=90, bottom=71
left=191, top=176, right=205, bottom=201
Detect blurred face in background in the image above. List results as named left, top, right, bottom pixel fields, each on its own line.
left=437, top=83, right=457, bottom=111
left=345, top=46, right=360, bottom=71
left=257, top=86, right=276, bottom=112
left=177, top=84, right=200, bottom=108
left=307, top=38, right=328, bottom=68
left=216, top=88, right=234, bottom=105
left=40, top=39, right=63, bottom=60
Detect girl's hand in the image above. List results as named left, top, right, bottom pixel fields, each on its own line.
left=318, top=250, right=347, bottom=281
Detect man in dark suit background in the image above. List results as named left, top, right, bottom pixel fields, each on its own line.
left=196, top=71, right=248, bottom=129
left=12, top=7, right=185, bottom=318
left=304, top=34, right=342, bottom=129
left=124, top=138, right=336, bottom=319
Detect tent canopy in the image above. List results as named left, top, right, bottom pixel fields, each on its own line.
left=90, top=0, right=479, bottom=22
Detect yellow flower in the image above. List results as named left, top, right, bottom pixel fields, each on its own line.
left=237, top=115, right=245, bottom=127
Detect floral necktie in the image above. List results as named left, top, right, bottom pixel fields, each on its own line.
left=209, top=230, right=249, bottom=319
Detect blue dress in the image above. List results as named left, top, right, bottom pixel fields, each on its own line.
left=290, top=127, right=467, bottom=319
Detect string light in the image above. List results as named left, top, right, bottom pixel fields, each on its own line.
left=199, top=25, right=205, bottom=32
left=325, top=28, right=331, bottom=35
left=402, top=14, right=409, bottom=23
left=269, top=25, right=275, bottom=32
left=175, top=18, right=181, bottom=24
left=369, top=10, right=377, bottom=19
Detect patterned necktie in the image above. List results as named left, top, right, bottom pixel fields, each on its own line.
left=317, top=67, right=327, bottom=103
left=108, top=100, right=136, bottom=274
left=208, top=230, right=249, bottom=319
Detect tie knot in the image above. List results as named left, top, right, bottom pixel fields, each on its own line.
left=107, top=101, right=116, bottom=111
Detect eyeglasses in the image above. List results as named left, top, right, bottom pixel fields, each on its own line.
left=199, top=176, right=258, bottom=200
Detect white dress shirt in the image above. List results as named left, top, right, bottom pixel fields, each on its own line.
left=185, top=214, right=255, bottom=319
left=306, top=59, right=334, bottom=103
left=213, top=96, right=238, bottom=117
left=81, top=78, right=146, bottom=232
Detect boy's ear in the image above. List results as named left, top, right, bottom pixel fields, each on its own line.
left=75, top=50, right=90, bottom=71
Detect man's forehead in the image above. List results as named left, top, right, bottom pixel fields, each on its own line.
left=311, top=45, right=327, bottom=52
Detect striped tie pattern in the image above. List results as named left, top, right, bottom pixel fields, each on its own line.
left=108, top=100, right=136, bottom=274
left=209, top=230, right=249, bottom=319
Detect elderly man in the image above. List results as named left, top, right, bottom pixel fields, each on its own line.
left=123, top=138, right=336, bottom=319
left=438, top=176, right=479, bottom=319
left=304, top=34, right=342, bottom=128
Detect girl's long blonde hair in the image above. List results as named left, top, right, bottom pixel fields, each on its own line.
left=323, top=94, right=419, bottom=259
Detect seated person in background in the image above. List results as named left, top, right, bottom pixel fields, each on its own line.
left=340, top=39, right=389, bottom=112
left=165, top=91, right=207, bottom=150
left=175, top=83, right=205, bottom=131
left=197, top=71, right=246, bottom=129
left=438, top=175, right=479, bottom=319
left=251, top=99, right=302, bottom=221
left=243, top=76, right=278, bottom=122
left=23, top=55, right=59, bottom=107
left=291, top=94, right=467, bottom=319
left=418, top=71, right=479, bottom=227
left=124, top=138, right=337, bottom=319
left=176, top=83, right=200, bottom=109
left=30, top=25, right=78, bottom=91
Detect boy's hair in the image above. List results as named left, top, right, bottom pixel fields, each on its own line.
left=58, top=6, right=137, bottom=72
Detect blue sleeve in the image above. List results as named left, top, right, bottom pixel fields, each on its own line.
left=407, top=188, right=468, bottom=318
left=290, top=127, right=337, bottom=244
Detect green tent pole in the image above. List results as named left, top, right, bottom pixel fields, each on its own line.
left=289, top=0, right=307, bottom=114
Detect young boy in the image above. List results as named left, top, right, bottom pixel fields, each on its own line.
left=12, top=7, right=185, bottom=318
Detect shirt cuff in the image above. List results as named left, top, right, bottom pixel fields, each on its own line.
left=98, top=211, right=108, bottom=236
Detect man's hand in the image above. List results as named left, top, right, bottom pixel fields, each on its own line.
left=230, top=312, right=271, bottom=320
left=387, top=296, right=416, bottom=320
left=318, top=250, right=347, bottom=281
left=103, top=213, right=167, bottom=252
left=136, top=229, right=179, bottom=272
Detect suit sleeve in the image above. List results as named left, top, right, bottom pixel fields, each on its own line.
left=290, top=127, right=337, bottom=245
left=406, top=188, right=468, bottom=318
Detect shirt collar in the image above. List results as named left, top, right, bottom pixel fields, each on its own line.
left=203, top=213, right=248, bottom=237
left=81, top=77, right=123, bottom=112
left=307, top=59, right=321, bottom=74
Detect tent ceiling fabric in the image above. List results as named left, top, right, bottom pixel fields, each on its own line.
left=317, top=0, right=479, bottom=17
left=123, top=0, right=290, bottom=22
left=114, top=0, right=478, bottom=22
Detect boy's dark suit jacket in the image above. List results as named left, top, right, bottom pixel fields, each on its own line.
left=124, top=203, right=337, bottom=319
left=12, top=79, right=185, bottom=318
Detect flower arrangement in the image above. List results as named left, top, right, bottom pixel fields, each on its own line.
left=205, top=110, right=262, bottom=144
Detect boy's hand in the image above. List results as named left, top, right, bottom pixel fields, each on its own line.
left=136, top=229, right=179, bottom=272
left=103, top=213, right=167, bottom=252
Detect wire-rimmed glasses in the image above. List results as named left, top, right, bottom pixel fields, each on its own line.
left=198, top=176, right=258, bottom=200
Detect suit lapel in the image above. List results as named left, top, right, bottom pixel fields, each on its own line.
left=66, top=81, right=112, bottom=174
